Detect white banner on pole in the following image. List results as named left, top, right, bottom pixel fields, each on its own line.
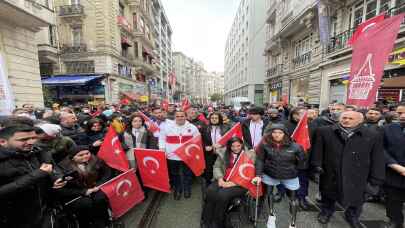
left=0, top=53, right=15, bottom=115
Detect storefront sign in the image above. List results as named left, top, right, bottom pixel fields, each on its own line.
left=388, top=47, right=405, bottom=65
left=378, top=88, right=401, bottom=102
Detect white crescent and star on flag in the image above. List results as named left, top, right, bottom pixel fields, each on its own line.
left=185, top=144, right=201, bottom=160
left=143, top=156, right=160, bottom=174
left=238, top=163, right=255, bottom=181
left=115, top=179, right=132, bottom=197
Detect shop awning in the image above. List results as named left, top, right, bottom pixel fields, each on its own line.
left=42, top=75, right=104, bottom=86
left=382, top=76, right=405, bottom=88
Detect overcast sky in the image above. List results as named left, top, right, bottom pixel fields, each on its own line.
left=161, top=0, right=240, bottom=72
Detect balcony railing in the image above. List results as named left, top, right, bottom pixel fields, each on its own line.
left=387, top=2, right=405, bottom=20
left=267, top=64, right=283, bottom=78
left=292, top=52, right=311, bottom=67
left=59, top=4, right=84, bottom=16
left=326, top=28, right=355, bottom=54
left=61, top=44, right=87, bottom=54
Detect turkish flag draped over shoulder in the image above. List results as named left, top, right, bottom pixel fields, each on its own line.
left=134, top=148, right=170, bottom=193
left=227, top=151, right=263, bottom=198
left=138, top=111, right=160, bottom=133
left=291, top=112, right=311, bottom=152
left=181, top=97, right=191, bottom=111
left=347, top=14, right=404, bottom=107
left=98, top=126, right=130, bottom=172
left=100, top=169, right=144, bottom=218
left=347, top=14, right=385, bottom=45
left=173, top=135, right=206, bottom=176
left=217, top=122, right=243, bottom=146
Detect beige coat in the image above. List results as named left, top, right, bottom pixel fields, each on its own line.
left=213, top=148, right=256, bottom=181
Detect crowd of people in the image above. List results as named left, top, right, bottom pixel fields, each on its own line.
left=1, top=100, right=404, bottom=228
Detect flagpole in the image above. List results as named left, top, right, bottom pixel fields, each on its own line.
left=225, top=150, right=244, bottom=182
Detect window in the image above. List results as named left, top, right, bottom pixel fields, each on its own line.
left=65, top=61, right=95, bottom=74
left=72, top=27, right=82, bottom=46
left=365, top=0, right=377, bottom=20
left=133, top=13, right=138, bottom=31
left=119, top=3, right=125, bottom=17
left=49, top=25, right=56, bottom=46
left=379, top=0, right=391, bottom=13
left=71, top=0, right=80, bottom=5
left=354, top=5, right=364, bottom=28
left=134, top=42, right=139, bottom=58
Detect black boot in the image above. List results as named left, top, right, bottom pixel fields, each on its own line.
left=317, top=212, right=332, bottom=224
left=184, top=190, right=191, bottom=199
left=174, top=191, right=181, bottom=200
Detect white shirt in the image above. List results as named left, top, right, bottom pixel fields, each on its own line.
left=249, top=120, right=263, bottom=148
left=159, top=120, right=200, bottom=161
left=210, top=126, right=222, bottom=145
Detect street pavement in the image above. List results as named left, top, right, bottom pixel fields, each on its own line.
left=122, top=179, right=390, bottom=228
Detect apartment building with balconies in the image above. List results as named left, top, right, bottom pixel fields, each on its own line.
left=264, top=0, right=323, bottom=106
left=319, top=0, right=405, bottom=108
left=43, top=0, right=160, bottom=105
left=151, top=0, right=173, bottom=97
left=224, top=0, right=267, bottom=106
left=173, top=51, right=191, bottom=100
left=265, top=0, right=405, bottom=108
left=0, top=0, right=55, bottom=107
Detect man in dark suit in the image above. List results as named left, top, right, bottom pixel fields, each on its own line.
left=384, top=103, right=405, bottom=228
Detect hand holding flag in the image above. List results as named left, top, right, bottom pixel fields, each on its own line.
left=291, top=112, right=311, bottom=152
left=98, top=126, right=130, bottom=171
left=138, top=111, right=160, bottom=133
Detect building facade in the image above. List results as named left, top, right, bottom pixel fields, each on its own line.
left=39, top=0, right=172, bottom=105
left=265, top=0, right=405, bottom=108
left=173, top=51, right=191, bottom=100
left=0, top=0, right=55, bottom=107
left=151, top=0, right=173, bottom=97
left=224, top=0, right=267, bottom=106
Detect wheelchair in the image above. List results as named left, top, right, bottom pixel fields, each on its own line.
left=200, top=178, right=258, bottom=228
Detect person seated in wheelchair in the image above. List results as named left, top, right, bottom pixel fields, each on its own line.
left=55, top=145, right=112, bottom=228
left=201, top=137, right=255, bottom=228
left=252, top=124, right=305, bottom=227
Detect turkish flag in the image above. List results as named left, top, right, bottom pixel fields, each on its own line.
left=98, top=126, right=130, bottom=172
left=347, top=14, right=385, bottom=45
left=291, top=112, right=311, bottom=152
left=181, top=97, right=191, bottom=111
left=227, top=151, right=263, bottom=198
left=197, top=113, right=209, bottom=125
left=100, top=169, right=144, bottom=218
left=138, top=111, right=160, bottom=133
left=161, top=99, right=169, bottom=112
left=134, top=148, right=170, bottom=193
left=217, top=122, right=243, bottom=146
left=173, top=135, right=206, bottom=176
left=347, top=14, right=404, bottom=107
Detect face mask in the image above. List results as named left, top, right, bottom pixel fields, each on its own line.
left=330, top=111, right=342, bottom=121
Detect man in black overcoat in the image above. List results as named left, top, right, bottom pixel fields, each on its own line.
left=311, top=111, right=385, bottom=228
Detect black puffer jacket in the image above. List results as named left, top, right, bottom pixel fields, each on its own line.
left=255, top=142, right=305, bottom=180
left=0, top=147, right=55, bottom=227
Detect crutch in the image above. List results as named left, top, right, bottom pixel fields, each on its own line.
left=254, top=183, right=259, bottom=227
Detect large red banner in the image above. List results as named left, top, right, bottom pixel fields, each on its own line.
left=347, top=14, right=404, bottom=107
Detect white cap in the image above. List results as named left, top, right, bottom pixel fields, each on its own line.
left=36, top=123, right=62, bottom=137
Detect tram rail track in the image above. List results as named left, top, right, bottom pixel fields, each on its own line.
left=137, top=191, right=164, bottom=228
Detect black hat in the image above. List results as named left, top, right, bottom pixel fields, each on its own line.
left=69, top=145, right=90, bottom=158
left=265, top=124, right=289, bottom=135
left=248, top=106, right=264, bottom=115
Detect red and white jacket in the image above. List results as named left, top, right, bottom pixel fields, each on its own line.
left=159, top=120, right=200, bottom=161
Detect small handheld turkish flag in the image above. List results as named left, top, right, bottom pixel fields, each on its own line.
left=138, top=111, right=160, bottom=133
left=291, top=112, right=311, bottom=152
left=100, top=169, right=144, bottom=218
left=134, top=148, right=170, bottom=193
left=197, top=113, right=209, bottom=125
left=173, top=135, right=206, bottom=176
left=98, top=126, right=130, bottom=172
left=227, top=151, right=263, bottom=198
left=181, top=97, right=191, bottom=111
left=217, top=122, right=243, bottom=146
left=161, top=99, right=169, bottom=112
